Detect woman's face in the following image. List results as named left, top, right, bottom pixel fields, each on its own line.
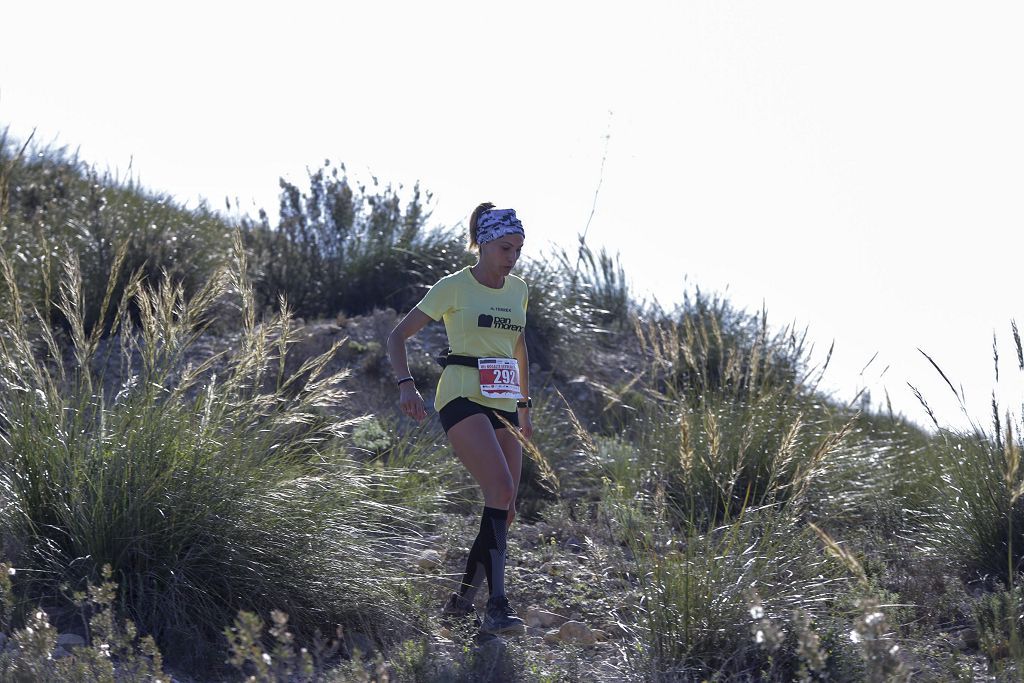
left=480, top=233, right=525, bottom=274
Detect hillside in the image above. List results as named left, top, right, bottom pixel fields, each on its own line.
left=0, top=131, right=1021, bottom=681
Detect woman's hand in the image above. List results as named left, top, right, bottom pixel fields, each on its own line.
left=506, top=500, right=517, bottom=527
left=518, top=408, right=533, bottom=440
left=399, top=384, right=427, bottom=421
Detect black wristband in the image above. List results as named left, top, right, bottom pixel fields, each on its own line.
left=397, top=377, right=414, bottom=386
left=517, top=398, right=532, bottom=409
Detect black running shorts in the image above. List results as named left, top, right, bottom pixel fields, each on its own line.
left=439, top=397, right=519, bottom=434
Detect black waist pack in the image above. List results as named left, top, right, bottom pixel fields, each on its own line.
left=435, top=347, right=481, bottom=368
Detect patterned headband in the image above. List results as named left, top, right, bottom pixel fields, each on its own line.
left=476, top=208, right=525, bottom=245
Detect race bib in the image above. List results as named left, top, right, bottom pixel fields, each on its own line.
left=477, top=358, right=522, bottom=399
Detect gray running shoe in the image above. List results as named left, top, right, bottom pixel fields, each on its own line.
left=480, top=595, right=526, bottom=635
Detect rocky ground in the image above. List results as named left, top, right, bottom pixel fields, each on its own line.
left=406, top=510, right=640, bottom=682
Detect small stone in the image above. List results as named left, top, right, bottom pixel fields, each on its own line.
left=959, top=627, right=979, bottom=650
left=52, top=646, right=69, bottom=659
left=416, top=549, right=442, bottom=570
left=543, top=629, right=561, bottom=645
left=525, top=607, right=568, bottom=628
left=438, top=626, right=453, bottom=640
left=593, top=629, right=610, bottom=642
left=558, top=620, right=597, bottom=646
left=57, top=633, right=85, bottom=648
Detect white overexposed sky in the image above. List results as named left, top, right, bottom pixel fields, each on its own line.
left=2, top=1, right=1023, bottom=431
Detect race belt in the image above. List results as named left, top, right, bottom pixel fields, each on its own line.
left=436, top=348, right=522, bottom=399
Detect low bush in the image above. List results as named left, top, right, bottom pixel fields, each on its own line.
left=0, top=563, right=168, bottom=682
left=601, top=484, right=858, bottom=680
left=586, top=292, right=852, bottom=526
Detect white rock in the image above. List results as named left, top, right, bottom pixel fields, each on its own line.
left=416, top=549, right=442, bottom=570
left=558, top=620, right=597, bottom=646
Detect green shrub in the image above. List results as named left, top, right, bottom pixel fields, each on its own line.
left=0, top=238, right=426, bottom=669
left=589, top=295, right=852, bottom=526
left=243, top=162, right=470, bottom=319
left=913, top=327, right=1024, bottom=586
left=972, top=587, right=1024, bottom=672
left=601, top=484, right=854, bottom=680
left=0, top=564, right=168, bottom=682
left=919, top=425, right=1024, bottom=584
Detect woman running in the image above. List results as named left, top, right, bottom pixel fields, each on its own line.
left=387, top=203, right=532, bottom=635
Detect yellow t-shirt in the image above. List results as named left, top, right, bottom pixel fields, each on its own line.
left=416, top=266, right=528, bottom=412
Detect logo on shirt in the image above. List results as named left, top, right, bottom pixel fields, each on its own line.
left=478, top=313, right=523, bottom=332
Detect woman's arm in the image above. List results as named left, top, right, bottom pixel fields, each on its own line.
left=387, top=308, right=434, bottom=421
left=514, top=332, right=533, bottom=439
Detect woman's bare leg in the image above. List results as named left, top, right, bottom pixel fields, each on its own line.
left=447, top=414, right=515, bottom=509
left=495, top=427, right=524, bottom=527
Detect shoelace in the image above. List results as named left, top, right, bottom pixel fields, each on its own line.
left=491, top=597, right=517, bottom=616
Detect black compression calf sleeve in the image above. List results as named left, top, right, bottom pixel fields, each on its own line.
left=487, top=506, right=508, bottom=598
left=458, top=506, right=508, bottom=601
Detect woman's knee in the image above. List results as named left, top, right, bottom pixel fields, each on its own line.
left=486, top=474, right=516, bottom=508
